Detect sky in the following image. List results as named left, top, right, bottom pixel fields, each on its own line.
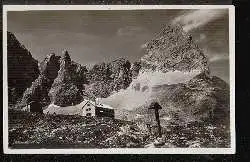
left=7, top=9, right=229, bottom=83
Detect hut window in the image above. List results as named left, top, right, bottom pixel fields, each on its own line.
left=87, top=103, right=90, bottom=106
left=86, top=108, right=91, bottom=111
left=86, top=113, right=91, bottom=117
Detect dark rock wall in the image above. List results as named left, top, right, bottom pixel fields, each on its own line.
left=7, top=32, right=40, bottom=104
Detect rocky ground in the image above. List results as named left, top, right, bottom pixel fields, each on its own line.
left=9, top=109, right=230, bottom=148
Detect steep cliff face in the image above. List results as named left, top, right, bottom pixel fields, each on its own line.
left=7, top=32, right=40, bottom=104
left=140, top=25, right=209, bottom=73
left=85, top=58, right=132, bottom=98
left=39, top=53, right=61, bottom=80
left=48, top=51, right=88, bottom=106
left=19, top=53, right=60, bottom=107
left=19, top=51, right=88, bottom=108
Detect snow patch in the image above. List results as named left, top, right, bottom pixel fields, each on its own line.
left=100, top=70, right=201, bottom=110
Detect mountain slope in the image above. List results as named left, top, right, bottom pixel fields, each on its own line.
left=19, top=53, right=61, bottom=108
left=7, top=32, right=39, bottom=104
left=132, top=72, right=230, bottom=125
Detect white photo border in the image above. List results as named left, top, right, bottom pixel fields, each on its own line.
left=3, top=5, right=235, bottom=154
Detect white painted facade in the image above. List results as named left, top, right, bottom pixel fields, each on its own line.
left=81, top=101, right=96, bottom=117
left=44, top=99, right=114, bottom=117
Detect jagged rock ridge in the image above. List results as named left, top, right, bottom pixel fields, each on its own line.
left=85, top=58, right=132, bottom=98
left=19, top=50, right=89, bottom=108
left=16, top=50, right=133, bottom=107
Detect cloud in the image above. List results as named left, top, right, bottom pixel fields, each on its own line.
left=116, top=26, right=148, bottom=37
left=198, top=33, right=206, bottom=41
left=204, top=49, right=228, bottom=63
left=203, top=48, right=229, bottom=63
left=209, top=54, right=229, bottom=62
left=172, top=9, right=227, bottom=32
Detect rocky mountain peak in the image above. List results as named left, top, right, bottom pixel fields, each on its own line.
left=61, top=50, right=70, bottom=60
left=39, top=53, right=60, bottom=79
left=60, top=50, right=71, bottom=70
left=18, top=50, right=89, bottom=107
left=46, top=52, right=56, bottom=60
left=48, top=51, right=88, bottom=106
left=140, top=24, right=209, bottom=73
